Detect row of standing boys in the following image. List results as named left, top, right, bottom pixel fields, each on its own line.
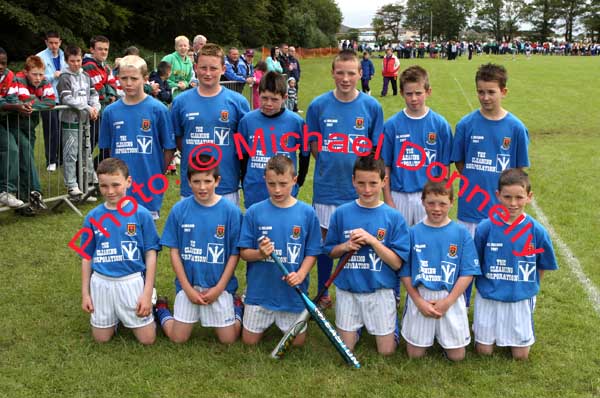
left=65, top=42, right=558, bottom=362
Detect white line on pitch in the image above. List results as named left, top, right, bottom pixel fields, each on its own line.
left=453, top=76, right=475, bottom=111
left=530, top=198, right=600, bottom=316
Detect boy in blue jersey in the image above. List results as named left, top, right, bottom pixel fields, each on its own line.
left=171, top=43, right=250, bottom=206
left=324, top=154, right=410, bottom=356
left=238, top=71, right=309, bottom=209
left=399, top=179, right=480, bottom=361
left=155, top=155, right=243, bottom=344
left=473, top=168, right=557, bottom=360
left=99, top=55, right=175, bottom=220
left=382, top=65, right=453, bottom=226
left=80, top=158, right=160, bottom=344
left=450, top=63, right=529, bottom=236
left=307, top=50, right=385, bottom=309
left=239, top=155, right=321, bottom=346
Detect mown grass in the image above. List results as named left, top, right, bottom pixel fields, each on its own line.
left=1, top=54, right=599, bottom=397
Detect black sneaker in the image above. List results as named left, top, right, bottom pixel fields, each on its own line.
left=29, top=191, right=48, bottom=210
left=16, top=204, right=36, bottom=217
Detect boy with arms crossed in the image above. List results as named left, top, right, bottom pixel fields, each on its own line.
left=399, top=180, right=480, bottom=361
left=306, top=50, right=384, bottom=308
left=473, top=168, right=557, bottom=360
left=80, top=158, right=160, bottom=344
left=171, top=43, right=250, bottom=205
left=155, top=155, right=243, bottom=344
left=238, top=71, right=309, bottom=209
left=324, top=154, right=409, bottom=355
left=99, top=55, right=175, bottom=219
left=239, top=156, right=321, bottom=346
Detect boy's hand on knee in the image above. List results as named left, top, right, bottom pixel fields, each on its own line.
left=82, top=295, right=94, bottom=313
left=136, top=294, right=153, bottom=317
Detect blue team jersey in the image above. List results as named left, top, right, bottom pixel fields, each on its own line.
left=170, top=87, right=250, bottom=197
left=306, top=91, right=384, bottom=205
left=99, top=96, right=176, bottom=213
left=238, top=109, right=305, bottom=208
left=400, top=221, right=481, bottom=291
left=450, top=110, right=529, bottom=223
left=382, top=109, right=453, bottom=193
left=238, top=199, right=321, bottom=312
left=82, top=202, right=161, bottom=277
left=160, top=196, right=242, bottom=294
left=323, top=201, right=410, bottom=293
left=474, top=214, right=558, bottom=302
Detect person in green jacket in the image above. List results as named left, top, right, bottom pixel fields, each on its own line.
left=161, top=36, right=194, bottom=97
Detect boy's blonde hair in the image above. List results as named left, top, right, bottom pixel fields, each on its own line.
left=119, top=55, right=148, bottom=77
left=174, top=35, right=189, bottom=47
left=199, top=43, right=225, bottom=65
left=400, top=65, right=430, bottom=91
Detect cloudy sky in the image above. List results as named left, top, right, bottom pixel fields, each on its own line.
left=335, top=0, right=392, bottom=28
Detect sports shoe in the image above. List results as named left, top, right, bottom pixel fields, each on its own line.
left=317, top=295, right=332, bottom=310
left=0, top=191, right=24, bottom=208
left=16, top=204, right=36, bottom=217
left=46, top=163, right=57, bottom=172
left=29, top=191, right=48, bottom=210
left=68, top=187, right=83, bottom=196
left=154, top=296, right=173, bottom=327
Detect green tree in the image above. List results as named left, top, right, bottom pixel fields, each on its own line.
left=405, top=0, right=432, bottom=40
left=557, top=0, right=587, bottom=41
left=522, top=0, right=560, bottom=42
left=375, top=2, right=405, bottom=41
left=477, top=0, right=504, bottom=42
left=581, top=0, right=600, bottom=41
left=371, top=16, right=386, bottom=45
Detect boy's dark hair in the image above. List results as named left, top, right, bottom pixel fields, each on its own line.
left=498, top=168, right=531, bottom=193
left=476, top=63, right=507, bottom=89
left=65, top=46, right=82, bottom=58
left=353, top=153, right=385, bottom=179
left=187, top=154, right=220, bottom=180
left=400, top=65, right=430, bottom=91
left=265, top=155, right=296, bottom=177
left=332, top=49, right=360, bottom=71
left=123, top=46, right=140, bottom=56
left=157, top=61, right=171, bottom=77
left=200, top=43, right=225, bottom=65
left=259, top=71, right=286, bottom=96
left=0, top=47, right=7, bottom=56
left=90, top=35, right=110, bottom=49
left=255, top=60, right=267, bottom=72
left=422, top=179, right=454, bottom=201
left=45, top=31, right=60, bottom=40
left=97, top=157, right=129, bottom=178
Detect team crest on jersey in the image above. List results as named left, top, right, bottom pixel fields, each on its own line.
left=220, top=110, right=229, bottom=122
left=448, top=244, right=458, bottom=258
left=502, top=137, right=511, bottom=150
left=355, top=117, right=364, bottom=130
left=427, top=132, right=437, bottom=144
left=215, top=225, right=225, bottom=239
left=376, top=228, right=386, bottom=241
left=291, top=225, right=301, bottom=240
left=141, top=119, right=151, bottom=131
left=126, top=223, right=136, bottom=236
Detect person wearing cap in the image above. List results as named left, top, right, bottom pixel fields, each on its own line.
left=241, top=49, right=255, bottom=78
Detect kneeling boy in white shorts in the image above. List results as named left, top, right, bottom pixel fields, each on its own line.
left=156, top=155, right=243, bottom=344
left=400, top=179, right=480, bottom=361
left=473, top=168, right=557, bottom=360
left=80, top=158, right=160, bottom=345
left=324, top=154, right=410, bottom=356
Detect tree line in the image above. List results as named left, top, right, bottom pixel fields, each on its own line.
left=373, top=0, right=599, bottom=43
left=0, top=0, right=342, bottom=60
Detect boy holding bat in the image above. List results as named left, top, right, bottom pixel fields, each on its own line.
left=324, top=154, right=410, bottom=355
left=239, top=155, right=321, bottom=346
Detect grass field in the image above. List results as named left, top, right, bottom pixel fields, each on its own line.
left=1, top=54, right=599, bottom=397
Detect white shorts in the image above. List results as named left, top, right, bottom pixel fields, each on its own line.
left=314, top=203, right=338, bottom=229
left=243, top=304, right=307, bottom=334
left=181, top=191, right=239, bottom=207
left=335, top=287, right=397, bottom=336
left=391, top=191, right=425, bottom=226
left=401, top=286, right=471, bottom=349
left=473, top=291, right=536, bottom=347
left=173, top=287, right=236, bottom=327
left=90, top=272, right=154, bottom=329
left=456, top=219, right=478, bottom=237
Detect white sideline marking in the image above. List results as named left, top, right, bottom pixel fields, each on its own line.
left=453, top=77, right=475, bottom=111
left=531, top=198, right=600, bottom=315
